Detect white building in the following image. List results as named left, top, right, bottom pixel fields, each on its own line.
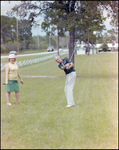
left=95, top=43, right=118, bottom=50
left=76, top=43, right=97, bottom=55
left=76, top=43, right=118, bottom=55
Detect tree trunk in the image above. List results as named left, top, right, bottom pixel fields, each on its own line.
left=69, top=29, right=75, bottom=64
left=49, top=36, right=51, bottom=47
left=87, top=24, right=89, bottom=56
left=57, top=29, right=59, bottom=55
left=17, top=18, right=19, bottom=54
left=92, top=42, right=94, bottom=54
left=24, top=38, right=27, bottom=50
left=67, top=41, right=68, bottom=49
left=2, top=34, right=5, bottom=45
left=38, top=35, right=39, bottom=51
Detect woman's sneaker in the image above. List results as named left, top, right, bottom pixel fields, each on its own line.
left=7, top=103, right=11, bottom=105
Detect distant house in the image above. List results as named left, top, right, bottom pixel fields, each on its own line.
left=75, top=42, right=118, bottom=55
left=95, top=43, right=118, bottom=51
left=107, top=43, right=118, bottom=51
left=76, top=43, right=97, bottom=55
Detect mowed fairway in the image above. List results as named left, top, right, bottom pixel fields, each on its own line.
left=1, top=52, right=118, bottom=149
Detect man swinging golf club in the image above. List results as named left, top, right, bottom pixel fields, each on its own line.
left=54, top=55, right=76, bottom=107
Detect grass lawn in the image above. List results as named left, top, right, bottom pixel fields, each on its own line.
left=1, top=52, right=118, bottom=149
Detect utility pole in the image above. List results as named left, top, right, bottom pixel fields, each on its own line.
left=38, top=25, right=40, bottom=51
left=38, top=35, right=39, bottom=51
left=49, top=36, right=51, bottom=47
left=87, top=24, right=89, bottom=56
left=17, top=18, right=19, bottom=54
left=57, top=29, right=59, bottom=55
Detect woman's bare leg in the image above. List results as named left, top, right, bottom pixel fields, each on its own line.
left=15, top=91, right=20, bottom=103
left=6, top=92, right=10, bottom=103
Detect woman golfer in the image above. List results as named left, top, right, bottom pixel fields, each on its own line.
left=4, top=54, right=23, bottom=105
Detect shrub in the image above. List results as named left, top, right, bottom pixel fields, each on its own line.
left=1, top=44, right=10, bottom=54
left=1, top=41, right=26, bottom=54
left=5, top=41, right=18, bottom=51
left=100, top=43, right=109, bottom=51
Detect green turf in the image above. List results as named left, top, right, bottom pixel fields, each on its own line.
left=1, top=52, right=118, bottom=149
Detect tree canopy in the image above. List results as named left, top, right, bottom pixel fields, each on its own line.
left=1, top=15, right=16, bottom=45
left=10, top=1, right=118, bottom=62
left=1, top=15, right=32, bottom=52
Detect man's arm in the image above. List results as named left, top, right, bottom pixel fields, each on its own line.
left=61, top=65, right=67, bottom=70
left=61, top=62, right=74, bottom=70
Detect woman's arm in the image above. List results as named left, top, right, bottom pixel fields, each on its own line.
left=18, top=71, right=23, bottom=84
left=5, top=64, right=9, bottom=85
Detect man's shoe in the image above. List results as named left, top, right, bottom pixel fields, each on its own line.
left=66, top=104, right=75, bottom=107
left=7, top=103, right=11, bottom=105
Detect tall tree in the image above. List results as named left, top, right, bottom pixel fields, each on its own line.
left=10, top=1, right=118, bottom=62
left=77, top=1, right=106, bottom=56
left=1, top=15, right=17, bottom=45
left=1, top=15, right=33, bottom=51
left=18, top=19, right=32, bottom=50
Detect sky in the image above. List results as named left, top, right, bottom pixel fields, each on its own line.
left=1, top=1, right=46, bottom=36
left=1, top=1, right=113, bottom=36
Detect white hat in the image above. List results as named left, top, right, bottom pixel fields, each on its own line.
left=9, top=54, right=15, bottom=59
left=8, top=54, right=16, bottom=61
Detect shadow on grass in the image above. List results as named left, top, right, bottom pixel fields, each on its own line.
left=77, top=74, right=117, bottom=79
left=21, top=74, right=117, bottom=79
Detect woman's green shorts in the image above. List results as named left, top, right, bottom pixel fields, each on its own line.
left=4, top=80, right=19, bottom=92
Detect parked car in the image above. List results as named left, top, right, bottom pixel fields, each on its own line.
left=9, top=51, right=18, bottom=55
left=47, top=46, right=54, bottom=52
left=59, top=48, right=63, bottom=52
